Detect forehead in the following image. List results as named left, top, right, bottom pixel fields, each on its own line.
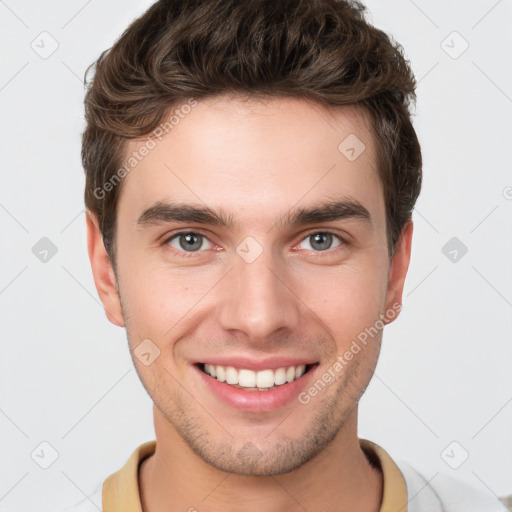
left=117, top=95, right=383, bottom=231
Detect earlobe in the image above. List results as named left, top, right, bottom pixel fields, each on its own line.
left=384, top=220, right=414, bottom=325
left=85, top=210, right=125, bottom=328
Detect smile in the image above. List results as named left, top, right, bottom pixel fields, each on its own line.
left=192, top=360, right=320, bottom=412
left=198, top=363, right=315, bottom=391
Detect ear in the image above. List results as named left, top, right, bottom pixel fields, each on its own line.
left=86, top=210, right=125, bottom=327
left=383, top=219, right=413, bottom=324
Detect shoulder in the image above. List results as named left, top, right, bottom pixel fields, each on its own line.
left=395, top=459, right=509, bottom=512
left=59, top=479, right=103, bottom=512
left=60, top=440, right=156, bottom=512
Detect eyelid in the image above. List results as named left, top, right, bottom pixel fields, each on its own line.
left=161, top=228, right=214, bottom=243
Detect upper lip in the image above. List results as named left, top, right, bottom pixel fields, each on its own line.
left=194, top=356, right=318, bottom=372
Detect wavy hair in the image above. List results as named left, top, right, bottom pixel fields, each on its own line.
left=82, top=0, right=422, bottom=267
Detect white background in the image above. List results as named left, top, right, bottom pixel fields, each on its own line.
left=1, top=0, right=511, bottom=510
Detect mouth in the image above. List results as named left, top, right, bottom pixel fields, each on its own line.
left=195, top=362, right=318, bottom=391
left=193, top=360, right=320, bottom=412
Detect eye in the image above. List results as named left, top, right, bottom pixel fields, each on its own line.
left=165, top=232, right=214, bottom=253
left=298, top=232, right=344, bottom=252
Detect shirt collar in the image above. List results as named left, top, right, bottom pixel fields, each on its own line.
left=103, top=438, right=408, bottom=511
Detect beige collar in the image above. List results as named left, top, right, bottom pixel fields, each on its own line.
left=102, top=438, right=408, bottom=511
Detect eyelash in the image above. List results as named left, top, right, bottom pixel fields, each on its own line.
left=161, top=230, right=349, bottom=258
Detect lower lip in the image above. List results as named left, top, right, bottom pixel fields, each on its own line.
left=193, top=363, right=319, bottom=413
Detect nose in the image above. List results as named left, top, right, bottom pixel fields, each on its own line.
left=217, top=246, right=301, bottom=343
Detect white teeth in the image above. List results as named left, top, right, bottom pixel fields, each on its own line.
left=216, top=365, right=226, bottom=382
left=256, top=369, right=274, bottom=388
left=225, top=366, right=238, bottom=385
left=238, top=369, right=256, bottom=387
left=274, top=367, right=287, bottom=385
left=202, top=363, right=311, bottom=389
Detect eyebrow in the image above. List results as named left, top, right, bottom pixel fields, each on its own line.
left=136, top=198, right=372, bottom=230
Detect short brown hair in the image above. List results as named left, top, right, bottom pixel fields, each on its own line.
left=82, top=0, right=422, bottom=269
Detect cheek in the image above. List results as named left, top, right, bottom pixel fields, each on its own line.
left=120, top=261, right=216, bottom=338
left=298, top=260, right=388, bottom=342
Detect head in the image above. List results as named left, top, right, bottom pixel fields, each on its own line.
left=84, top=0, right=421, bottom=476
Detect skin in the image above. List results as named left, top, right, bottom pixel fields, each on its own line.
left=87, top=94, right=413, bottom=512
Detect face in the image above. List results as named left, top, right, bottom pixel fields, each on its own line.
left=87, top=95, right=412, bottom=476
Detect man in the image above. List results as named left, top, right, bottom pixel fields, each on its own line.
left=67, top=0, right=507, bottom=510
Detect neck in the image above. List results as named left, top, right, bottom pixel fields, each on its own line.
left=139, top=406, right=383, bottom=512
